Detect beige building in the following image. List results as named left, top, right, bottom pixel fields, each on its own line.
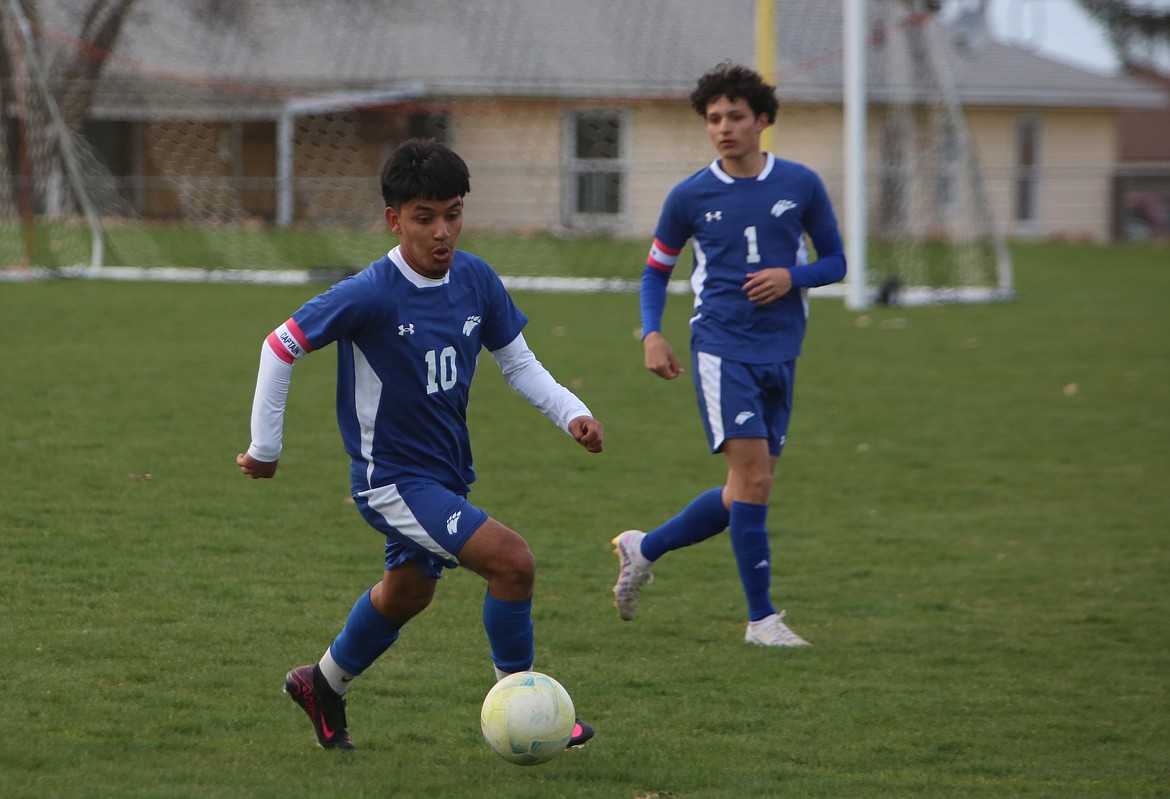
left=34, top=0, right=1170, bottom=246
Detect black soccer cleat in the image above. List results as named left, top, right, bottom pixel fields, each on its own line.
left=567, top=717, right=594, bottom=749
left=284, top=664, right=356, bottom=750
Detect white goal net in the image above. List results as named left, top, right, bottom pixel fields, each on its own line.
left=863, top=1, right=1013, bottom=305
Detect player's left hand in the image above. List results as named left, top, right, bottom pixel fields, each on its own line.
left=742, top=267, right=793, bottom=305
left=568, top=416, right=604, bottom=453
left=237, top=451, right=279, bottom=479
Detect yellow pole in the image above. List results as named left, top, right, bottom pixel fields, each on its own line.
left=755, top=0, right=777, bottom=152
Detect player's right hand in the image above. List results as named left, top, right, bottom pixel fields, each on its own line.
left=236, top=451, right=279, bottom=479
left=643, top=332, right=683, bottom=380
left=569, top=416, right=605, bottom=453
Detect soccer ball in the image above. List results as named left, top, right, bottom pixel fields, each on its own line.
left=480, top=671, right=575, bottom=765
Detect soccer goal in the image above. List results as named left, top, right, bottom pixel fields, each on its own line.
left=851, top=0, right=1014, bottom=307
left=1, top=0, right=110, bottom=272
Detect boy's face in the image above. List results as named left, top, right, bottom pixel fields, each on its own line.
left=704, top=95, right=768, bottom=161
left=385, top=196, right=465, bottom=279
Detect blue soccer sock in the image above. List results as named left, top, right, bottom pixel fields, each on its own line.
left=729, top=501, right=777, bottom=622
left=325, top=589, right=402, bottom=684
left=641, top=487, right=730, bottom=562
left=483, top=592, right=534, bottom=675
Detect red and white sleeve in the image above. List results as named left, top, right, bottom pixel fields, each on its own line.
left=246, top=319, right=312, bottom=462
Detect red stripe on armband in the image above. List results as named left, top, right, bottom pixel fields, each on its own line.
left=284, top=317, right=312, bottom=352
left=265, top=317, right=313, bottom=363
left=265, top=331, right=296, bottom=363
left=647, top=256, right=675, bottom=274
left=652, top=238, right=682, bottom=258
left=647, top=238, right=681, bottom=273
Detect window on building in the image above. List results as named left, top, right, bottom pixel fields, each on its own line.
left=78, top=118, right=141, bottom=213
left=1015, top=116, right=1041, bottom=230
left=81, top=119, right=135, bottom=177
left=933, top=116, right=959, bottom=215
left=563, top=110, right=624, bottom=229
left=877, top=113, right=910, bottom=231
left=408, top=113, right=451, bottom=143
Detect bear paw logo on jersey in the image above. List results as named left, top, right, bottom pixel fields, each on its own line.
left=463, top=316, right=482, bottom=336
left=446, top=511, right=462, bottom=535
left=771, top=199, right=797, bottom=218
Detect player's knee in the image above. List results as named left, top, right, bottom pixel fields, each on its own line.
left=400, top=583, right=436, bottom=616
left=733, top=471, right=773, bottom=504
left=373, top=579, right=434, bottom=622
left=500, top=542, right=536, bottom=595
left=484, top=538, right=534, bottom=598
left=388, top=594, right=431, bottom=622
left=462, top=522, right=535, bottom=597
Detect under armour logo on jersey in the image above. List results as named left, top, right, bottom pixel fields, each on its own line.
left=735, top=411, right=756, bottom=425
left=704, top=210, right=723, bottom=222
left=771, top=199, right=797, bottom=217
left=398, top=324, right=415, bottom=336
left=463, top=315, right=482, bottom=336
left=446, top=511, right=461, bottom=535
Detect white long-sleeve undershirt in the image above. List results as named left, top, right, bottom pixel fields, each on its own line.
left=245, top=331, right=590, bottom=463
left=246, top=342, right=293, bottom=462
left=490, top=332, right=591, bottom=433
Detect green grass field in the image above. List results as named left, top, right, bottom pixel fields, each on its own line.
left=2, top=219, right=651, bottom=276
left=2, top=242, right=1167, bottom=798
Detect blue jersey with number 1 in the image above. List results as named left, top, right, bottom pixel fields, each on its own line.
left=287, top=248, right=527, bottom=495
left=647, top=153, right=844, bottom=364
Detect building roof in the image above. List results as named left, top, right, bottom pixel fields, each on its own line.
left=32, top=0, right=1167, bottom=119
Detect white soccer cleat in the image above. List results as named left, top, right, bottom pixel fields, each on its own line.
left=611, top=530, right=652, bottom=621
left=744, top=611, right=811, bottom=648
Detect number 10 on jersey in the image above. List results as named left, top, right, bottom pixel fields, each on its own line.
left=425, top=346, right=457, bottom=394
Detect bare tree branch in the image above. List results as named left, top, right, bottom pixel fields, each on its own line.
left=57, top=0, right=139, bottom=127
left=1075, top=0, right=1170, bottom=70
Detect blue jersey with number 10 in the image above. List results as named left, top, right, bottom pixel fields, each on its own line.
left=648, top=153, right=844, bottom=364
left=288, top=248, right=527, bottom=495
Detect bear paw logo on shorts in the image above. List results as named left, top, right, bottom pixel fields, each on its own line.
left=446, top=511, right=462, bottom=535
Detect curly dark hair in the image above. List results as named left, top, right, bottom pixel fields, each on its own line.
left=380, top=138, right=470, bottom=208
left=689, top=62, right=778, bottom=124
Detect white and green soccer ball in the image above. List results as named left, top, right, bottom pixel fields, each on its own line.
left=480, top=671, right=575, bottom=765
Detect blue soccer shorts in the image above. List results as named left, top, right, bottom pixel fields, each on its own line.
left=691, top=350, right=796, bottom=456
left=352, top=478, right=489, bottom=579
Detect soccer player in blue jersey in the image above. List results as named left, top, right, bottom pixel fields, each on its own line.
left=237, top=138, right=603, bottom=750
left=611, top=62, right=846, bottom=647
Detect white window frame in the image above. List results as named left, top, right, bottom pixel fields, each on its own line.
left=560, top=108, right=629, bottom=234
left=933, top=113, right=960, bottom=219
left=1014, top=115, right=1043, bottom=236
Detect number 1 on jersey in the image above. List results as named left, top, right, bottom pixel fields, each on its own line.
left=744, top=226, right=762, bottom=264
